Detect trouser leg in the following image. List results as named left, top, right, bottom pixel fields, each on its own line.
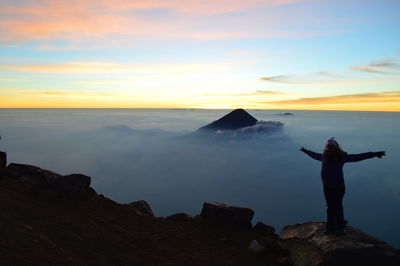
left=338, top=187, right=345, bottom=229
left=324, top=188, right=335, bottom=231
left=324, top=187, right=345, bottom=231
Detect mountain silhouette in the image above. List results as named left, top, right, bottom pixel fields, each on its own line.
left=198, top=109, right=258, bottom=132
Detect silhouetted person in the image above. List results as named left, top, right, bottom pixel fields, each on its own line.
left=300, top=138, right=385, bottom=235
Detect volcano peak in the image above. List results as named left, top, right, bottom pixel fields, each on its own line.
left=199, top=109, right=258, bottom=132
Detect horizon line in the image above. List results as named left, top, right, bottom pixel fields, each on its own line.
left=0, top=107, right=399, bottom=113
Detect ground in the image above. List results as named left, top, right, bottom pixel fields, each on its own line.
left=0, top=177, right=290, bottom=266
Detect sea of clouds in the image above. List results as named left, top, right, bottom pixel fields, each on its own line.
left=0, top=109, right=399, bottom=247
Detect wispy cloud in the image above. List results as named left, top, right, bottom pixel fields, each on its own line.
left=261, top=59, right=400, bottom=85
left=0, top=0, right=336, bottom=44
left=73, top=80, right=121, bottom=85
left=370, top=60, right=399, bottom=68
left=348, top=66, right=393, bottom=74
left=0, top=61, right=232, bottom=74
left=349, top=59, right=400, bottom=74
left=22, top=90, right=118, bottom=98
left=259, top=75, right=290, bottom=83
left=203, top=90, right=284, bottom=97
left=263, top=91, right=400, bottom=105
left=260, top=75, right=400, bottom=85
left=317, top=71, right=333, bottom=76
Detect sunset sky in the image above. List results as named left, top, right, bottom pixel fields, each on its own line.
left=0, top=0, right=399, bottom=110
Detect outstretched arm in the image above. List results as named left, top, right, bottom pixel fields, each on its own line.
left=344, top=151, right=386, bottom=163
left=300, top=147, right=322, bottom=161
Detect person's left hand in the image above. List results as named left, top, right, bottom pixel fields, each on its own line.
left=375, top=151, right=386, bottom=158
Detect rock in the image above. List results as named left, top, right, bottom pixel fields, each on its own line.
left=55, top=174, right=91, bottom=196
left=280, top=221, right=400, bottom=266
left=127, top=200, right=154, bottom=217
left=0, top=167, right=16, bottom=179
left=165, top=213, right=193, bottom=221
left=5, top=163, right=96, bottom=199
left=277, top=256, right=292, bottom=265
left=200, top=202, right=254, bottom=230
left=0, top=151, right=6, bottom=168
left=253, top=221, right=276, bottom=238
left=248, top=240, right=268, bottom=253
left=7, top=163, right=61, bottom=183
left=87, top=187, right=98, bottom=198
left=34, top=173, right=93, bottom=199
left=249, top=233, right=283, bottom=253
left=198, top=109, right=258, bottom=132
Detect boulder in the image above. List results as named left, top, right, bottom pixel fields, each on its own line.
left=127, top=200, right=154, bottom=217
left=249, top=222, right=281, bottom=253
left=165, top=213, right=194, bottom=222
left=200, top=202, right=254, bottom=230
left=34, top=173, right=92, bottom=199
left=253, top=221, right=276, bottom=238
left=248, top=240, right=269, bottom=253
left=279, top=222, right=400, bottom=266
left=7, top=163, right=60, bottom=183
left=0, top=151, right=6, bottom=168
left=5, top=163, right=96, bottom=199
left=248, top=235, right=281, bottom=253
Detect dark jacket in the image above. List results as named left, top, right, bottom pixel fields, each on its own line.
left=303, top=149, right=375, bottom=188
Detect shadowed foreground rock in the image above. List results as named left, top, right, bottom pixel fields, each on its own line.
left=34, top=173, right=94, bottom=199
left=127, top=200, right=154, bottom=217
left=280, top=222, right=400, bottom=266
left=0, top=166, right=289, bottom=266
left=1, top=161, right=398, bottom=265
left=200, top=201, right=254, bottom=230
left=7, top=163, right=96, bottom=199
left=7, top=163, right=61, bottom=183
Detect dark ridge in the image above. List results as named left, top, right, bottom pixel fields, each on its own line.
left=1, top=161, right=399, bottom=265
left=198, top=109, right=258, bottom=132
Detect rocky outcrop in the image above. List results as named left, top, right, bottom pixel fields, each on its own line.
left=7, top=163, right=96, bottom=199
left=7, top=163, right=61, bottom=183
left=248, top=222, right=282, bottom=254
left=165, top=213, right=194, bottom=222
left=253, top=221, right=276, bottom=237
left=34, top=173, right=94, bottom=199
left=198, top=109, right=258, bottom=132
left=126, top=200, right=154, bottom=217
left=280, top=222, right=400, bottom=266
left=200, top=201, right=254, bottom=230
left=2, top=161, right=399, bottom=265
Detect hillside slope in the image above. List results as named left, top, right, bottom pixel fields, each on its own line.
left=0, top=168, right=288, bottom=266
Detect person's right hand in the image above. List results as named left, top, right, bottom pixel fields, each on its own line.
left=300, top=147, right=307, bottom=153
left=375, top=151, right=386, bottom=158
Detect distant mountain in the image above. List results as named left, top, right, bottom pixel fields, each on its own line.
left=102, top=125, right=136, bottom=134
left=198, top=109, right=258, bottom=132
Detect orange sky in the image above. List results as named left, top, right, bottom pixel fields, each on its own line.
left=1, top=0, right=399, bottom=111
